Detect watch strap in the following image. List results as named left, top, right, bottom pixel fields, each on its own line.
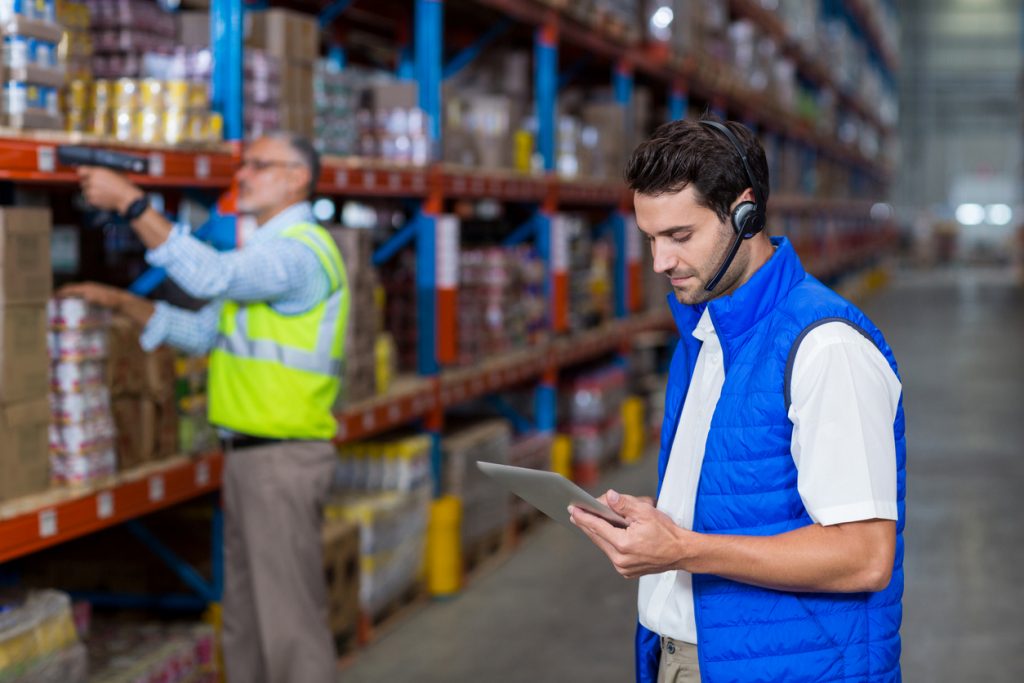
left=122, top=196, right=149, bottom=222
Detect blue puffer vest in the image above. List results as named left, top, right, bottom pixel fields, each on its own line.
left=636, top=237, right=906, bottom=683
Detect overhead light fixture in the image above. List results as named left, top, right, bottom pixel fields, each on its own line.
left=312, top=198, right=336, bottom=222
left=651, top=6, right=674, bottom=29
left=986, top=204, right=1013, bottom=226
left=955, top=203, right=985, bottom=226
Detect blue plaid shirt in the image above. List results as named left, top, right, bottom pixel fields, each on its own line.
left=140, top=202, right=332, bottom=354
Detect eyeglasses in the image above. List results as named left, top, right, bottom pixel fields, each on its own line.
left=237, top=158, right=303, bottom=173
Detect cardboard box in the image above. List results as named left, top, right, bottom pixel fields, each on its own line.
left=322, top=517, right=360, bottom=639
left=246, top=9, right=318, bottom=64
left=0, top=305, right=49, bottom=404
left=0, top=207, right=52, bottom=306
left=176, top=10, right=210, bottom=47
left=0, top=398, right=50, bottom=502
left=368, top=81, right=419, bottom=112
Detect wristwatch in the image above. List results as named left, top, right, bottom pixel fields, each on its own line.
left=121, top=195, right=150, bottom=222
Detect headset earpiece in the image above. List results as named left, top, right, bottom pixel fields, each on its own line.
left=732, top=200, right=763, bottom=239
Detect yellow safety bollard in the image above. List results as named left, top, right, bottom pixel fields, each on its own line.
left=425, top=495, right=462, bottom=597
left=620, top=396, right=646, bottom=464
left=551, top=435, right=573, bottom=479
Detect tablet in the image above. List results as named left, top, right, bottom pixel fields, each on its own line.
left=476, top=461, right=628, bottom=530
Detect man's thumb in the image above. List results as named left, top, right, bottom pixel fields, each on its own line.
left=607, top=489, right=627, bottom=511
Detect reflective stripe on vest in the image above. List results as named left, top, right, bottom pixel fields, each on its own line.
left=214, top=290, right=345, bottom=377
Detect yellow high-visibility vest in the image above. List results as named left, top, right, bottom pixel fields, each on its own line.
left=208, top=222, right=349, bottom=440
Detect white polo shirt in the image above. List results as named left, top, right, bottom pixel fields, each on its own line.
left=638, top=308, right=902, bottom=644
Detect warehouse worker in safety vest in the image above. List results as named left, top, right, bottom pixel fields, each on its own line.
left=61, top=133, right=347, bottom=683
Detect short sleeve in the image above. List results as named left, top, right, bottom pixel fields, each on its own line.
left=788, top=322, right=902, bottom=526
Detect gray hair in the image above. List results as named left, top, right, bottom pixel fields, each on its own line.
left=266, top=131, right=321, bottom=199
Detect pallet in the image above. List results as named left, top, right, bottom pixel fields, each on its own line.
left=356, top=582, right=427, bottom=646
left=462, top=526, right=513, bottom=578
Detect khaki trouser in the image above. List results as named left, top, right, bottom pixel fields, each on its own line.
left=658, top=637, right=701, bottom=683
left=221, top=440, right=338, bottom=683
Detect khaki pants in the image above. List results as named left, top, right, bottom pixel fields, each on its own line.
left=657, top=637, right=701, bottom=683
left=221, top=440, right=338, bottom=683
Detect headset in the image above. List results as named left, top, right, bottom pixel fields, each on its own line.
left=698, top=119, right=767, bottom=292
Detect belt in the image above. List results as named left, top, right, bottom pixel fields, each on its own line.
left=220, top=434, right=285, bottom=450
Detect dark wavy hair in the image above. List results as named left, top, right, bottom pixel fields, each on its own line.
left=624, top=117, right=769, bottom=223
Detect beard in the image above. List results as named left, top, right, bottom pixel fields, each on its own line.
left=670, top=225, right=742, bottom=305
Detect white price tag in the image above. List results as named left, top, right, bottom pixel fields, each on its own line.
left=362, top=412, right=375, bottom=430
left=195, top=155, right=211, bottom=179
left=453, top=177, right=467, bottom=194
left=37, top=146, right=55, bottom=172
left=148, top=153, right=165, bottom=177
left=337, top=421, right=348, bottom=439
left=97, top=491, right=114, bottom=519
left=552, top=215, right=569, bottom=274
left=625, top=214, right=642, bottom=264
left=148, top=475, right=165, bottom=502
left=195, top=461, right=210, bottom=487
left=389, top=173, right=401, bottom=190
left=38, top=509, right=57, bottom=538
left=435, top=215, right=460, bottom=288
left=362, top=171, right=376, bottom=189
left=388, top=405, right=401, bottom=421
left=334, top=169, right=348, bottom=187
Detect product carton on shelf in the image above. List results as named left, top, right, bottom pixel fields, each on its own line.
left=246, top=8, right=318, bottom=65
left=0, top=398, right=51, bottom=502
left=322, top=516, right=360, bottom=640
left=0, top=207, right=52, bottom=306
left=0, top=305, right=49, bottom=404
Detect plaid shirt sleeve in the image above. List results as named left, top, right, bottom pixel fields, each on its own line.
left=145, top=225, right=331, bottom=315
left=140, top=300, right=223, bottom=355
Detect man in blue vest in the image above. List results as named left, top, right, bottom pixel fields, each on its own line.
left=570, top=119, right=906, bottom=683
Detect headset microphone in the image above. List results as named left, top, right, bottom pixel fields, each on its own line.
left=699, top=120, right=767, bottom=293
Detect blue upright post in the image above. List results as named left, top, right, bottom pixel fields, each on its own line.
left=415, top=0, right=443, bottom=145
left=535, top=24, right=557, bottom=171
left=613, top=62, right=634, bottom=319
left=668, top=85, right=687, bottom=122
left=415, top=210, right=438, bottom=376
left=211, top=0, right=243, bottom=141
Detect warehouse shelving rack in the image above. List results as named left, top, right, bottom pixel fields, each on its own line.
left=0, top=0, right=898, bottom=613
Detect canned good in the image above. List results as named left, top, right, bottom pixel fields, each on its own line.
left=65, top=109, right=87, bottom=132
left=92, top=79, right=112, bottom=108
left=2, top=80, right=27, bottom=114
left=113, top=77, right=138, bottom=108
left=139, top=78, right=164, bottom=109
left=43, top=86, right=58, bottom=115
left=187, top=81, right=207, bottom=109
left=66, top=78, right=89, bottom=109
left=2, top=35, right=30, bottom=69
left=89, top=106, right=110, bottom=136
left=137, top=108, right=161, bottom=143
left=165, top=79, right=189, bottom=109
left=163, top=107, right=188, bottom=145
left=205, top=111, right=223, bottom=141
left=113, top=107, right=133, bottom=141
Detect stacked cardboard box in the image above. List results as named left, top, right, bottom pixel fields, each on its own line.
left=560, top=365, right=627, bottom=481
left=1, top=6, right=67, bottom=130
left=107, top=315, right=178, bottom=471
left=86, top=620, right=218, bottom=683
left=48, top=298, right=117, bottom=486
left=458, top=246, right=546, bottom=366
left=328, top=227, right=381, bottom=406
left=246, top=8, right=317, bottom=138
left=0, top=208, right=53, bottom=502
left=380, top=247, right=417, bottom=373
left=335, top=433, right=432, bottom=493
left=441, top=419, right=512, bottom=550
left=0, top=590, right=87, bottom=682
left=175, top=354, right=216, bottom=455
left=86, top=0, right=176, bottom=78
left=325, top=483, right=430, bottom=620
left=322, top=516, right=360, bottom=642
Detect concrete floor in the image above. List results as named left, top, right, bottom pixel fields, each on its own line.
left=340, top=267, right=1024, bottom=682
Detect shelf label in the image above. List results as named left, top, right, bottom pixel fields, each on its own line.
left=195, top=461, right=210, bottom=487
left=362, top=411, right=375, bottom=430
left=388, top=404, right=401, bottom=421
left=97, top=491, right=114, bottom=519
left=552, top=215, right=569, bottom=274
left=148, top=475, right=165, bottom=502
left=389, top=172, right=401, bottom=190
left=337, top=420, right=348, bottom=440
left=148, top=153, right=165, bottom=177
left=195, top=155, right=211, bottom=179
left=453, top=176, right=467, bottom=194
left=37, top=146, right=55, bottom=172
left=436, top=215, right=460, bottom=288
left=334, top=169, right=348, bottom=187
left=38, top=509, right=57, bottom=538
left=362, top=171, right=376, bottom=189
